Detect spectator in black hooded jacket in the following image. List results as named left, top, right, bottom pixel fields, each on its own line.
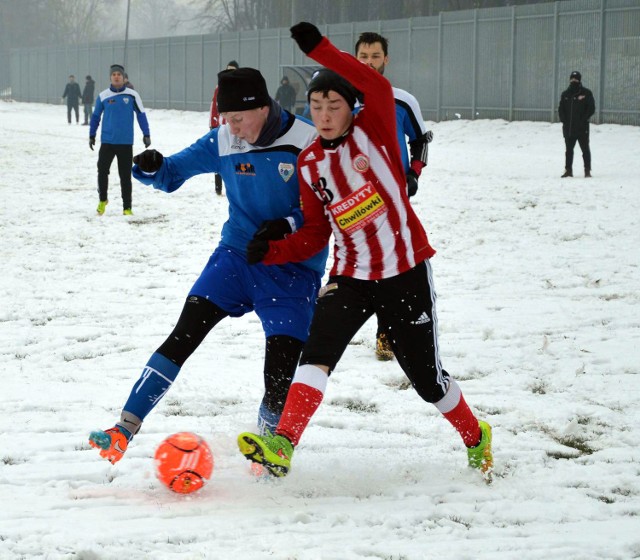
left=62, top=75, right=82, bottom=124
left=82, top=75, right=95, bottom=126
left=558, top=71, right=595, bottom=178
left=275, top=76, right=297, bottom=112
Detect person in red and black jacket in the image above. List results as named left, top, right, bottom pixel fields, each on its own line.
left=238, top=22, right=493, bottom=481
left=209, top=60, right=239, bottom=195
left=558, top=70, right=595, bottom=178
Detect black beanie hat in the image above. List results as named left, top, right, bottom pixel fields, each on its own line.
left=110, top=64, right=125, bottom=75
left=306, top=69, right=358, bottom=109
left=217, top=67, right=270, bottom=113
left=226, top=60, right=239, bottom=69
left=570, top=70, right=581, bottom=81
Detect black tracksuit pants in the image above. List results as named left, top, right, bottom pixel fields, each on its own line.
left=67, top=103, right=79, bottom=123
left=564, top=132, right=591, bottom=172
left=97, top=143, right=133, bottom=210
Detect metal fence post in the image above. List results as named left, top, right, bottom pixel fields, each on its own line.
left=598, top=0, right=606, bottom=124
left=510, top=6, right=516, bottom=122
left=552, top=1, right=559, bottom=123
left=437, top=11, right=443, bottom=122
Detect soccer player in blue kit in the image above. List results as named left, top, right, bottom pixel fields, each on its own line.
left=89, top=67, right=327, bottom=464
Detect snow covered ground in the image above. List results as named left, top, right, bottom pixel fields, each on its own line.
left=1, top=101, right=639, bottom=559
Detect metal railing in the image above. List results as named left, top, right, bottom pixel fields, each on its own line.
left=9, top=0, right=640, bottom=125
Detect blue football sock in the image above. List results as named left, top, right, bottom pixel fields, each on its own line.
left=257, top=402, right=281, bottom=435
left=122, top=353, right=181, bottom=421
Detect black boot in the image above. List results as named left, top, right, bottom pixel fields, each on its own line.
left=585, top=169, right=592, bottom=178
left=561, top=169, right=573, bottom=178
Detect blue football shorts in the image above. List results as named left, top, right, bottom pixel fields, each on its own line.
left=189, top=246, right=321, bottom=341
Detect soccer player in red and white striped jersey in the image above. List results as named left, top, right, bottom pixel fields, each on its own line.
left=238, top=23, right=493, bottom=480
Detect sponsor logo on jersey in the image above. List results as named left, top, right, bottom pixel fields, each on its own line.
left=278, top=163, right=294, bottom=182
left=352, top=154, right=369, bottom=173
left=235, top=162, right=256, bottom=175
left=328, top=181, right=386, bottom=234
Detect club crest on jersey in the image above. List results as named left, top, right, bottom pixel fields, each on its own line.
left=123, top=97, right=130, bottom=104
left=352, top=154, right=370, bottom=173
left=235, top=162, right=256, bottom=175
left=278, top=163, right=294, bottom=182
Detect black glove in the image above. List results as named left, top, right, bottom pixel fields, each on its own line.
left=133, top=149, right=164, bottom=173
left=143, top=135, right=151, bottom=148
left=406, top=169, right=419, bottom=198
left=290, top=22, right=323, bottom=54
left=89, top=137, right=95, bottom=151
left=253, top=218, right=292, bottom=241
left=247, top=239, right=269, bottom=265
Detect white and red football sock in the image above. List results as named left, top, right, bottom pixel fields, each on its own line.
left=275, top=364, right=328, bottom=446
left=435, top=379, right=482, bottom=447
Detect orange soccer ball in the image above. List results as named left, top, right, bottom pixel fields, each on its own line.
left=154, top=432, right=214, bottom=494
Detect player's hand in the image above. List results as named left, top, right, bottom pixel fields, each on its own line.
left=247, top=239, right=270, bottom=265
left=253, top=218, right=292, bottom=241
left=290, top=22, right=323, bottom=54
left=143, top=135, right=151, bottom=148
left=406, top=170, right=419, bottom=198
left=133, top=149, right=163, bottom=173
left=89, top=137, right=95, bottom=151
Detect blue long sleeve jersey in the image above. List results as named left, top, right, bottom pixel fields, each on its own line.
left=392, top=87, right=428, bottom=173
left=133, top=111, right=328, bottom=275
left=90, top=85, right=150, bottom=144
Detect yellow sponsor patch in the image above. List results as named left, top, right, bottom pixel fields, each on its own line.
left=328, top=182, right=386, bottom=234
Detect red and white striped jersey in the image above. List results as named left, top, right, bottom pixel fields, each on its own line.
left=264, top=38, right=435, bottom=280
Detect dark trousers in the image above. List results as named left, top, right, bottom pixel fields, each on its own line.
left=97, top=143, right=133, bottom=209
left=83, top=104, right=92, bottom=124
left=301, top=260, right=451, bottom=404
left=564, top=132, right=591, bottom=172
left=67, top=104, right=79, bottom=123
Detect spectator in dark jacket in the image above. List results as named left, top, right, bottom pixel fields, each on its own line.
left=558, top=71, right=595, bottom=178
left=82, top=75, right=95, bottom=126
left=62, top=75, right=82, bottom=124
left=275, top=76, right=297, bottom=112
